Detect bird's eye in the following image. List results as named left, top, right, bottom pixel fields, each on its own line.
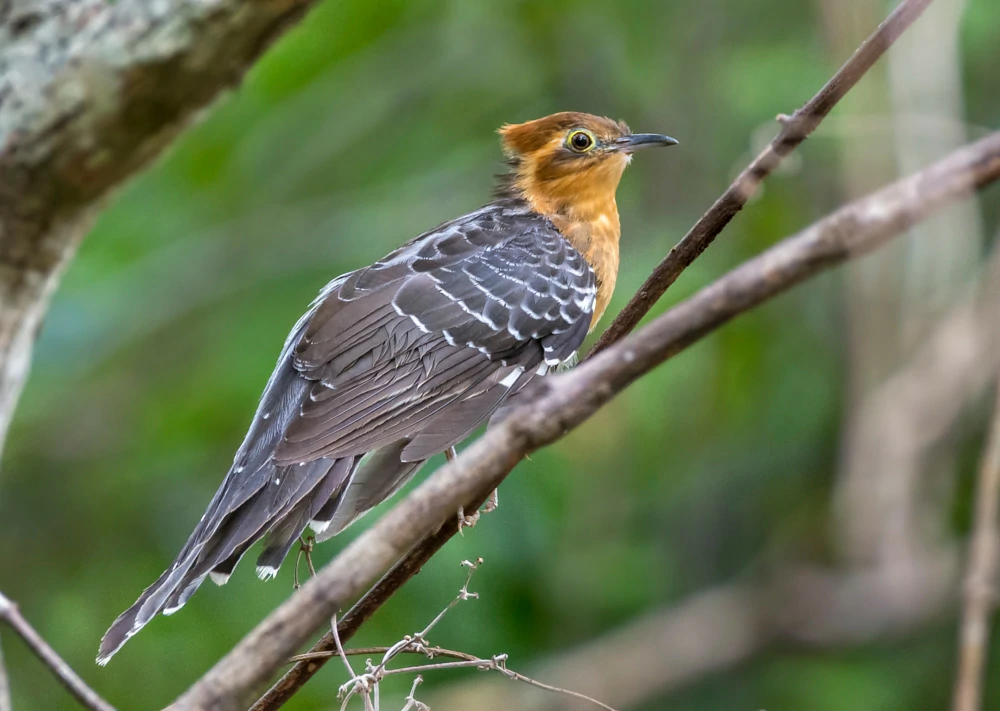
left=567, top=129, right=595, bottom=153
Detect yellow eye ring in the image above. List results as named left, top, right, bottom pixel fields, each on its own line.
left=566, top=129, right=596, bottom=153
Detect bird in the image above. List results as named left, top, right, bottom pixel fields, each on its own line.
left=97, top=111, right=676, bottom=664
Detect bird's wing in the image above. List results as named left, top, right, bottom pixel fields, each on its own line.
left=272, top=202, right=597, bottom=464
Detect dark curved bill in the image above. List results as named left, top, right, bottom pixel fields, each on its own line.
left=616, top=133, right=679, bottom=153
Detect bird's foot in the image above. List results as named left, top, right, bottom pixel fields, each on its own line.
left=483, top=488, right=499, bottom=514
left=293, top=535, right=316, bottom=590
left=456, top=488, right=499, bottom=536
left=457, top=507, right=480, bottom=535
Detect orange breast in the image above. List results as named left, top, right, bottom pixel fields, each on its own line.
left=514, top=156, right=626, bottom=335
left=550, top=210, right=622, bottom=332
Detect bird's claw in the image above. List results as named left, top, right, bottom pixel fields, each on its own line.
left=457, top=507, right=480, bottom=536
left=456, top=489, right=498, bottom=535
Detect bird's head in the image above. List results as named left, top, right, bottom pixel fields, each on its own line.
left=497, top=111, right=677, bottom=220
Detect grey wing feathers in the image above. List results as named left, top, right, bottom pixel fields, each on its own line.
left=98, top=200, right=596, bottom=664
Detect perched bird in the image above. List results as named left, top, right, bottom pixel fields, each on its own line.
left=97, top=111, right=676, bottom=663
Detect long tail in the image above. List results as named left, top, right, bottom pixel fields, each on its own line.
left=96, top=313, right=428, bottom=664
left=97, top=440, right=424, bottom=664
left=96, top=310, right=519, bottom=663
left=97, top=312, right=309, bottom=663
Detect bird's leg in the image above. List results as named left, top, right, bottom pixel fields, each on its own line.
left=448, top=446, right=478, bottom=534
left=293, top=535, right=316, bottom=590
left=483, top=487, right=499, bottom=514
left=449, top=443, right=500, bottom=534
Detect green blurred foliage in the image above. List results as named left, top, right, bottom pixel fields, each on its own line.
left=2, top=0, right=999, bottom=709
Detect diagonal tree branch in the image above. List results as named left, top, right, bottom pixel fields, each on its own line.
left=0, top=0, right=321, bottom=460
left=176, top=130, right=1000, bottom=711
left=589, top=0, right=935, bottom=355
left=0, top=592, right=114, bottom=711
left=953, top=379, right=1000, bottom=711
left=431, top=232, right=1000, bottom=711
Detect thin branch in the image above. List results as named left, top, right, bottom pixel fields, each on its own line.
left=382, top=655, right=618, bottom=711
left=953, top=380, right=1000, bottom=711
left=249, top=509, right=476, bottom=711
left=333, top=559, right=484, bottom=711
left=589, top=0, right=935, bottom=355
left=330, top=615, right=358, bottom=682
left=0, top=592, right=114, bottom=711
left=325, top=562, right=618, bottom=711
left=400, top=677, right=427, bottom=711
left=289, top=645, right=479, bottom=664
left=173, top=129, right=1000, bottom=711
left=0, top=630, right=11, bottom=711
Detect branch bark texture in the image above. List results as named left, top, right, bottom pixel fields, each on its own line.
left=0, top=591, right=114, bottom=711
left=174, top=131, right=1000, bottom=711
left=590, top=0, right=935, bottom=355
left=0, top=0, right=318, bottom=457
left=953, top=381, right=1000, bottom=711
left=0, top=630, right=10, bottom=711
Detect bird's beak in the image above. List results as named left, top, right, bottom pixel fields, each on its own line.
left=615, top=133, right=679, bottom=153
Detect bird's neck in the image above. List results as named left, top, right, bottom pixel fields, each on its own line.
left=517, top=175, right=623, bottom=331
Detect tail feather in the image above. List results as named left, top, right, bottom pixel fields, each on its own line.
left=98, top=318, right=311, bottom=664
left=314, top=441, right=425, bottom=541
left=98, top=309, right=498, bottom=664
left=255, top=456, right=357, bottom=572
left=97, top=552, right=200, bottom=665
left=160, top=460, right=326, bottom=610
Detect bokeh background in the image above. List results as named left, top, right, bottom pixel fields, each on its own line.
left=2, top=0, right=1000, bottom=709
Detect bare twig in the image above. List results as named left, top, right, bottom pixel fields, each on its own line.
left=0, top=592, right=114, bottom=711
left=290, top=644, right=479, bottom=664
left=175, top=131, right=1000, bottom=711
left=589, top=0, right=935, bottom=355
left=330, top=615, right=357, bottom=683
left=0, top=630, right=11, bottom=711
left=953, top=381, right=1000, bottom=711
left=326, top=561, right=617, bottom=711
left=332, top=560, right=484, bottom=710
left=400, top=677, right=427, bottom=711
left=386, top=655, right=618, bottom=711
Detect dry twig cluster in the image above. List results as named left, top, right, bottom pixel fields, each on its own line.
left=317, top=559, right=616, bottom=711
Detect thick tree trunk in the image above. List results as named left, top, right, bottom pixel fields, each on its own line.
left=0, top=0, right=318, bottom=458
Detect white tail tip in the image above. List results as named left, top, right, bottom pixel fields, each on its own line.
left=309, top=519, right=331, bottom=534
left=256, top=565, right=278, bottom=581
